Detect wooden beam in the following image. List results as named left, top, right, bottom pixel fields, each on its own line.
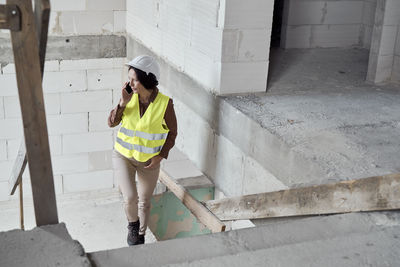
left=159, top=170, right=226, bottom=233
left=8, top=140, right=27, bottom=195
left=0, top=4, right=21, bottom=31
left=205, top=173, right=400, bottom=221
left=8, top=0, right=58, bottom=226
left=33, top=0, right=50, bottom=73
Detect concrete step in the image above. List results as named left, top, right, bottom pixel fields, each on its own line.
left=166, top=224, right=400, bottom=267
left=88, top=211, right=400, bottom=267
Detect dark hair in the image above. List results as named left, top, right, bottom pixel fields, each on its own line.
left=129, top=66, right=159, bottom=89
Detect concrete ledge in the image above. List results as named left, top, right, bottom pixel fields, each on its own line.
left=0, top=223, right=91, bottom=267
left=88, top=212, right=400, bottom=267
left=0, top=35, right=126, bottom=63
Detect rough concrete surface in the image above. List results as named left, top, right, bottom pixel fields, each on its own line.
left=0, top=35, right=126, bottom=64
left=0, top=189, right=157, bottom=253
left=0, top=223, right=91, bottom=267
left=89, top=211, right=400, bottom=266
left=224, top=48, right=400, bottom=186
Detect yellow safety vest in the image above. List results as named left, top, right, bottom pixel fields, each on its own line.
left=114, top=92, right=170, bottom=162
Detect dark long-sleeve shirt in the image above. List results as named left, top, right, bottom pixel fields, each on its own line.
left=108, top=88, right=177, bottom=159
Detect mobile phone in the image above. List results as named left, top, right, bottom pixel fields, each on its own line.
left=125, top=82, right=133, bottom=94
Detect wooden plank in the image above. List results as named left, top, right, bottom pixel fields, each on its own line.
left=8, top=0, right=58, bottom=226
left=205, top=173, right=400, bottom=221
left=8, top=140, right=27, bottom=195
left=159, top=170, right=226, bottom=233
left=33, top=0, right=50, bottom=73
left=0, top=4, right=21, bottom=31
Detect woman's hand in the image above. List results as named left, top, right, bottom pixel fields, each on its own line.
left=144, top=155, right=163, bottom=169
left=120, top=82, right=133, bottom=107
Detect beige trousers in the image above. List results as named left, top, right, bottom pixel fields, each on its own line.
left=112, top=150, right=160, bottom=235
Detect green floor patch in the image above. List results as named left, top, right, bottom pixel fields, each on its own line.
left=149, top=187, right=214, bottom=240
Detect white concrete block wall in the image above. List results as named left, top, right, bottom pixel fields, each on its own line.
left=48, top=0, right=126, bottom=35
left=281, top=0, right=374, bottom=49
left=0, top=58, right=126, bottom=200
left=127, top=0, right=273, bottom=94
left=367, top=0, right=400, bottom=83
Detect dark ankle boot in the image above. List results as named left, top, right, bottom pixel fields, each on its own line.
left=127, top=220, right=140, bottom=246
left=137, top=234, right=145, bottom=245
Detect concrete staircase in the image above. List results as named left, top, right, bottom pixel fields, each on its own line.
left=88, top=211, right=400, bottom=266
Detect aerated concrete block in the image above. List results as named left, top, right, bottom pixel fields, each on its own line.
left=0, top=181, right=8, bottom=201
left=87, top=69, right=123, bottom=90
left=0, top=119, right=22, bottom=139
left=87, top=0, right=126, bottom=11
left=363, top=0, right=377, bottom=26
left=222, top=30, right=239, bottom=62
left=62, top=131, right=113, bottom=154
left=374, top=54, right=394, bottom=83
left=47, top=113, right=88, bottom=135
left=281, top=25, right=311, bottom=49
left=383, top=0, right=400, bottom=26
left=0, top=160, right=13, bottom=182
left=237, top=29, right=270, bottom=62
left=0, top=140, right=6, bottom=161
left=51, top=0, right=86, bottom=11
left=325, top=1, right=364, bottom=25
left=191, top=21, right=223, bottom=61
left=60, top=91, right=112, bottom=113
left=286, top=1, right=326, bottom=25
left=89, top=111, right=110, bottom=132
left=114, top=11, right=126, bottom=33
left=311, top=25, right=360, bottom=47
left=52, top=153, right=89, bottom=175
left=43, top=71, right=87, bottom=93
left=220, top=61, right=268, bottom=94
left=59, top=11, right=114, bottom=35
left=378, top=25, right=398, bottom=55
left=224, top=0, right=274, bottom=29
left=63, top=170, right=113, bottom=193
left=0, top=74, right=17, bottom=96
left=88, top=150, right=112, bottom=171
left=392, top=55, right=400, bottom=82
left=0, top=97, right=3, bottom=119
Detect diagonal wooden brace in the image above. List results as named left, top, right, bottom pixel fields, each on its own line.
left=0, top=4, right=21, bottom=31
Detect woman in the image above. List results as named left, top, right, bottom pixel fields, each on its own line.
left=108, top=55, right=177, bottom=246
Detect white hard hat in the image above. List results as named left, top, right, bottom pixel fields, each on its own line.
left=125, top=55, right=160, bottom=81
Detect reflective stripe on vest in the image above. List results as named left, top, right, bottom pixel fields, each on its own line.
left=116, top=137, right=163, bottom=154
left=120, top=126, right=168, bottom=141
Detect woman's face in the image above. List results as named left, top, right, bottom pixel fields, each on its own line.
left=128, top=68, right=146, bottom=94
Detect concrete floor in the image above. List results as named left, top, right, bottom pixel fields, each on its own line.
left=224, top=47, right=400, bottom=186
left=0, top=148, right=223, bottom=253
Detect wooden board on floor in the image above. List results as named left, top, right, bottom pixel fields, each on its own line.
left=8, top=0, right=58, bottom=226
left=159, top=170, right=226, bottom=233
left=205, top=173, right=400, bottom=221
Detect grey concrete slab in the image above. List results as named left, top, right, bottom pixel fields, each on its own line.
left=224, top=48, right=400, bottom=185
left=0, top=223, right=91, bottom=267
left=89, top=211, right=400, bottom=267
